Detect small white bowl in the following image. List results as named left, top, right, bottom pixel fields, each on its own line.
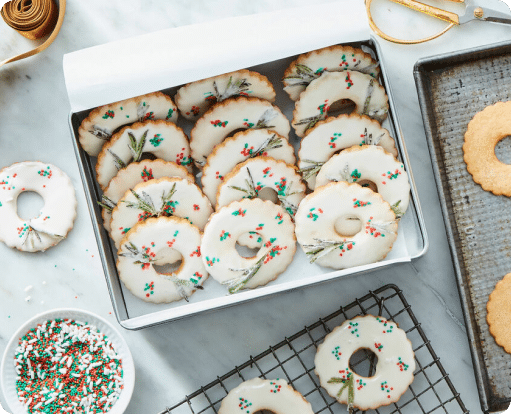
left=1, top=308, right=135, bottom=414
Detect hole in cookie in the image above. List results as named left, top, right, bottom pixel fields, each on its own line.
left=495, top=136, right=511, bottom=165
left=138, top=152, right=157, bottom=162
left=349, top=348, right=378, bottom=377
left=235, top=241, right=261, bottom=259
left=17, top=191, right=45, bottom=221
left=334, top=215, right=362, bottom=237
left=253, top=411, right=277, bottom=414
left=257, top=187, right=279, bottom=204
left=152, top=249, right=183, bottom=274
left=357, top=179, right=378, bottom=193
left=327, top=99, right=356, bottom=118
left=225, top=128, right=248, bottom=139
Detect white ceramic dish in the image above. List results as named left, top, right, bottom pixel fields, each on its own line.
left=1, top=308, right=135, bottom=414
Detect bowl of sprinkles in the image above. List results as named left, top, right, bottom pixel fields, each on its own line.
left=1, top=309, right=135, bottom=414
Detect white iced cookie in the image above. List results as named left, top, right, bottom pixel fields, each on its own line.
left=283, top=45, right=380, bottom=101
left=0, top=161, right=77, bottom=252
left=95, top=120, right=192, bottom=190
left=292, top=71, right=389, bottom=137
left=298, top=114, right=397, bottom=189
left=218, top=378, right=314, bottom=414
left=314, top=315, right=415, bottom=411
left=316, top=146, right=410, bottom=218
left=295, top=182, right=397, bottom=269
left=190, top=97, right=290, bottom=167
left=201, top=198, right=296, bottom=293
left=78, top=91, right=178, bottom=156
left=110, top=177, right=212, bottom=249
left=202, top=130, right=295, bottom=204
left=175, top=70, right=276, bottom=120
left=100, top=160, right=194, bottom=233
left=117, top=216, right=208, bottom=303
left=216, top=157, right=306, bottom=219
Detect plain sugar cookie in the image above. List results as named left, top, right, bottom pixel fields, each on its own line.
left=190, top=96, right=290, bottom=167
left=78, top=91, right=178, bottom=157
left=283, top=45, right=380, bottom=101
left=487, top=273, right=511, bottom=353
left=175, top=70, right=276, bottom=120
left=292, top=71, right=388, bottom=138
left=0, top=161, right=77, bottom=252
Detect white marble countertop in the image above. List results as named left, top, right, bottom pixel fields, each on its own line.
left=1, top=1, right=511, bottom=413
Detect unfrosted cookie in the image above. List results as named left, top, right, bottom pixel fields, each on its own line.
left=190, top=97, right=290, bottom=167
left=295, top=182, right=397, bottom=269
left=487, top=273, right=511, bottom=354
left=218, top=378, right=314, bottom=414
left=96, top=120, right=192, bottom=190
left=0, top=161, right=77, bottom=252
left=110, top=177, right=212, bottom=249
left=201, top=198, right=296, bottom=293
left=202, top=130, right=295, bottom=204
left=314, top=315, right=415, bottom=411
left=298, top=114, right=397, bottom=189
left=283, top=45, right=380, bottom=101
left=292, top=71, right=389, bottom=137
left=117, top=216, right=207, bottom=303
left=216, top=157, right=306, bottom=218
left=100, top=160, right=194, bottom=233
left=78, top=91, right=178, bottom=157
left=463, top=101, right=511, bottom=196
left=175, top=70, right=276, bottom=120
left=315, top=145, right=410, bottom=218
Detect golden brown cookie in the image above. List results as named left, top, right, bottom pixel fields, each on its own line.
left=463, top=101, right=511, bottom=196
left=487, top=273, right=511, bottom=353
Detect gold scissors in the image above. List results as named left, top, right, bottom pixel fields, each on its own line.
left=366, top=0, right=511, bottom=44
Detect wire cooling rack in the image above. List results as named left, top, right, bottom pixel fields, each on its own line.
left=159, top=284, right=468, bottom=414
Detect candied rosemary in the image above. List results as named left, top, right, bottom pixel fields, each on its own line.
left=303, top=238, right=355, bottom=263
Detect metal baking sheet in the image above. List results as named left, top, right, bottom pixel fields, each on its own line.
left=68, top=37, right=427, bottom=330
left=414, top=40, right=511, bottom=413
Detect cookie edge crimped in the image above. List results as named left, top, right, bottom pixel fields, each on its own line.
left=486, top=272, right=511, bottom=354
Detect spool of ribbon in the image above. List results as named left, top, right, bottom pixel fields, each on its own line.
left=0, top=0, right=66, bottom=68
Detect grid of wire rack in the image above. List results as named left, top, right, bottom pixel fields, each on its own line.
left=159, top=284, right=468, bottom=414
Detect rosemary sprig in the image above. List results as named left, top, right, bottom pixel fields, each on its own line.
left=164, top=276, right=204, bottom=302
left=224, top=252, right=267, bottom=294
left=283, top=64, right=319, bottom=86
left=89, top=125, right=111, bottom=140
left=123, top=189, right=157, bottom=215
left=217, top=77, right=251, bottom=101
left=299, top=159, right=325, bottom=181
left=277, top=182, right=302, bottom=216
left=254, top=108, right=277, bottom=129
left=21, top=225, right=64, bottom=249
left=303, top=238, right=355, bottom=263
left=391, top=200, right=404, bottom=218
left=137, top=101, right=151, bottom=120
left=250, top=134, right=283, bottom=158
left=294, top=113, right=323, bottom=133
left=127, top=130, right=148, bottom=162
left=228, top=168, right=257, bottom=199
left=107, top=149, right=127, bottom=171
left=161, top=182, right=177, bottom=205
left=97, top=195, right=116, bottom=212
left=327, top=375, right=355, bottom=412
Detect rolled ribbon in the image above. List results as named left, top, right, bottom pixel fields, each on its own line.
left=0, top=0, right=66, bottom=67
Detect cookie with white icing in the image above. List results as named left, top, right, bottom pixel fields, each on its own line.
left=202, top=130, right=295, bottom=204
left=292, top=71, right=389, bottom=137
left=176, top=70, right=276, bottom=120
left=201, top=198, right=296, bottom=293
left=0, top=161, right=77, bottom=252
left=315, top=145, right=410, bottom=218
left=96, top=120, right=192, bottom=190
left=218, top=378, right=314, bottom=414
left=190, top=97, right=290, bottom=168
left=117, top=216, right=208, bottom=303
left=110, top=177, right=212, bottom=249
left=295, top=181, right=397, bottom=269
left=100, top=160, right=194, bottom=233
left=78, top=91, right=178, bottom=157
left=298, top=114, right=397, bottom=189
left=283, top=45, right=380, bottom=101
left=314, top=315, right=415, bottom=410
left=216, top=157, right=306, bottom=219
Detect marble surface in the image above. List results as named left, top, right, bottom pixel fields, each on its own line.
left=1, top=0, right=511, bottom=413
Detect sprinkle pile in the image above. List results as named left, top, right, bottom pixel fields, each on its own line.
left=14, top=319, right=123, bottom=413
